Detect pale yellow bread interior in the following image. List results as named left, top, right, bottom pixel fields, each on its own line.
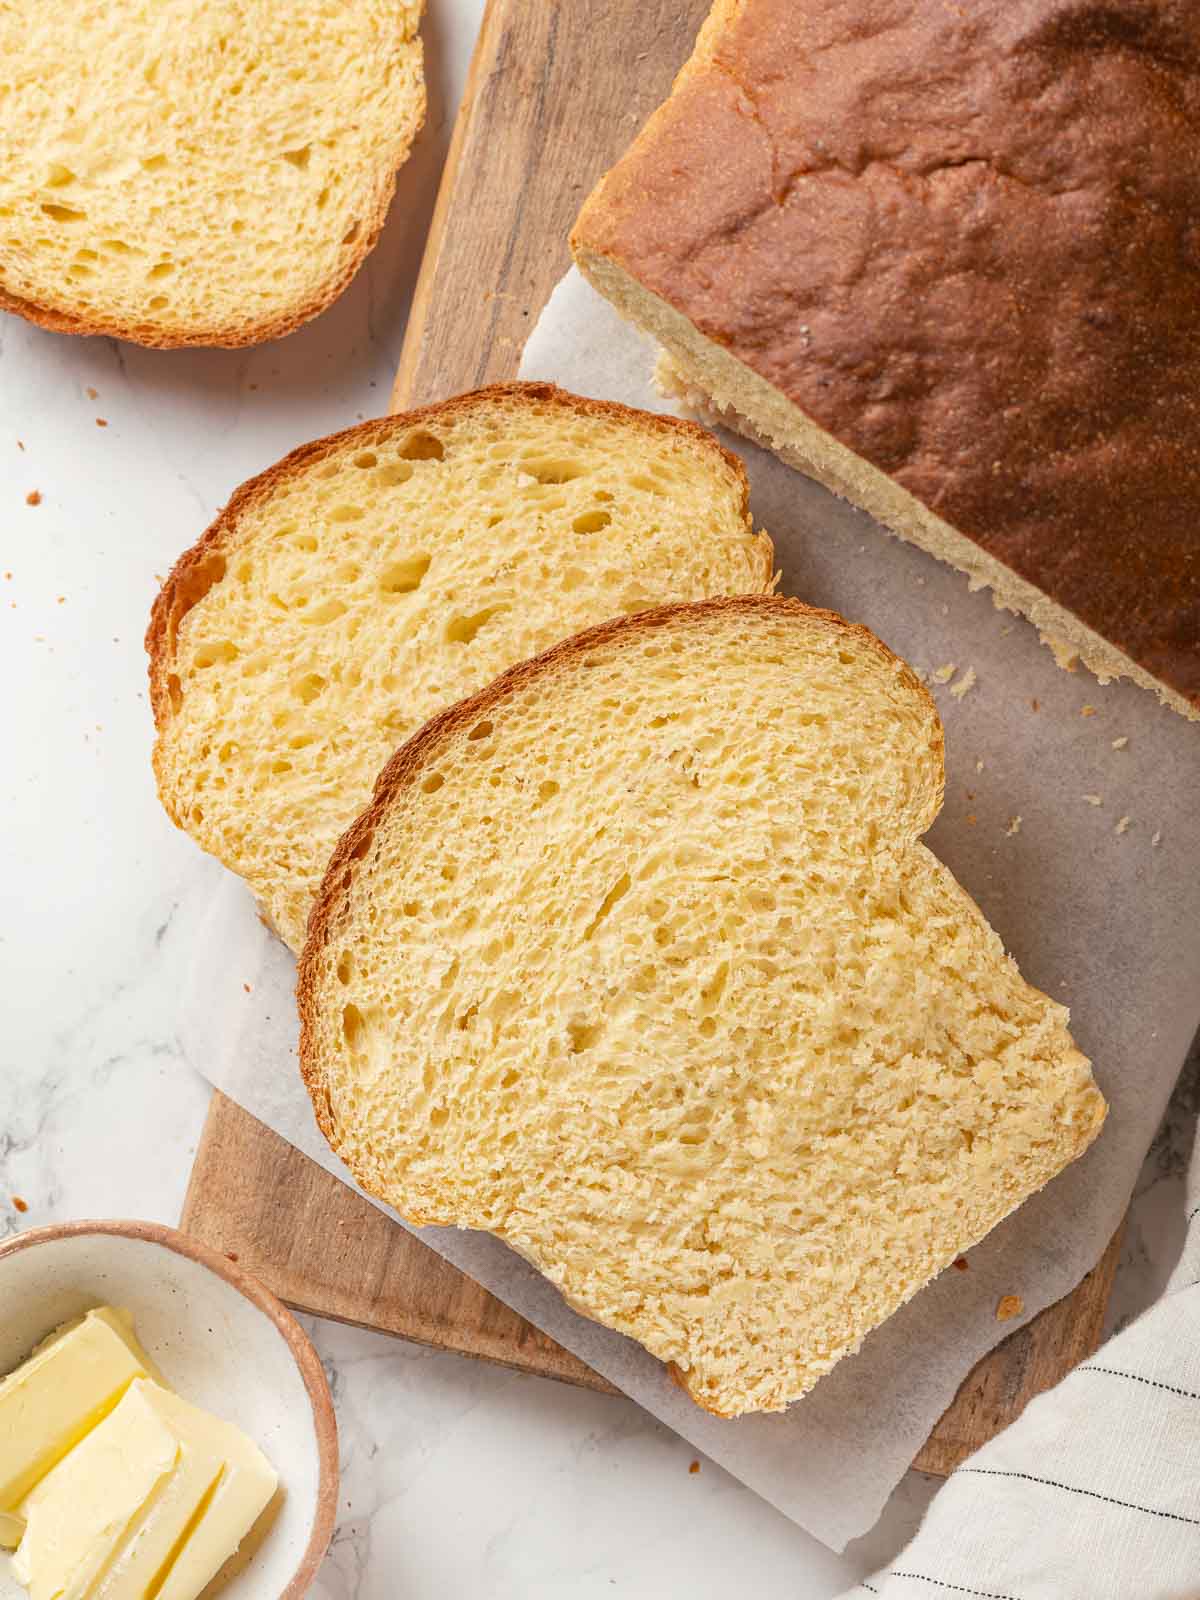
left=148, top=383, right=774, bottom=950
left=0, top=1, right=425, bottom=347
left=299, top=596, right=1106, bottom=1418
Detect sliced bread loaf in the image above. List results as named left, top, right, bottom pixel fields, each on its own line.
left=298, top=595, right=1106, bottom=1418
left=0, top=1, right=424, bottom=347
left=147, top=383, right=774, bottom=950
left=572, top=0, right=1200, bottom=718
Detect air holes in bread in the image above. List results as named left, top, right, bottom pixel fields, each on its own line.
left=301, top=598, right=347, bottom=625
left=573, top=509, right=612, bottom=533
left=567, top=1020, right=602, bottom=1054
left=194, top=640, right=238, bottom=668
left=398, top=431, right=443, bottom=462
left=342, top=1003, right=364, bottom=1048
left=295, top=672, right=326, bottom=704
left=445, top=605, right=506, bottom=644
left=522, top=458, right=585, bottom=484
left=380, top=554, right=430, bottom=595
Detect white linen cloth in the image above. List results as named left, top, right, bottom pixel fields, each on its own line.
left=842, top=1151, right=1200, bottom=1599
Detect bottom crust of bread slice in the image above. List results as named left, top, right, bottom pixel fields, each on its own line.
left=299, top=596, right=1106, bottom=1418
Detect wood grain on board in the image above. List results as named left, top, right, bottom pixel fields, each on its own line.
left=181, top=0, right=1123, bottom=1477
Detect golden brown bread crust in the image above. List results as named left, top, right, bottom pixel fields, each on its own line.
left=144, top=381, right=758, bottom=813
left=296, top=592, right=942, bottom=1172
left=0, top=46, right=423, bottom=350
left=574, top=0, right=1200, bottom=712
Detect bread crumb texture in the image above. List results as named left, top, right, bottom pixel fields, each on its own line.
left=148, top=384, right=773, bottom=949
left=0, top=1, right=424, bottom=346
left=299, top=596, right=1106, bottom=1417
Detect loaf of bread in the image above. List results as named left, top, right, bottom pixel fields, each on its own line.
left=573, top=0, right=1200, bottom=720
left=0, top=2, right=425, bottom=347
left=299, top=596, right=1106, bottom=1417
left=147, top=383, right=774, bottom=950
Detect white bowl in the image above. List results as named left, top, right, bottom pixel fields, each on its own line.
left=0, top=1220, right=337, bottom=1599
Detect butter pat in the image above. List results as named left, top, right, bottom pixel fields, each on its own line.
left=12, top=1379, right=278, bottom=1600
left=0, top=1308, right=154, bottom=1527
left=126, top=1387, right=277, bottom=1600
left=12, top=1382, right=178, bottom=1600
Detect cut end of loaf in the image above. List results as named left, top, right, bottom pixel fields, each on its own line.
left=299, top=595, right=1106, bottom=1418
left=147, top=382, right=774, bottom=950
left=0, top=2, right=426, bottom=346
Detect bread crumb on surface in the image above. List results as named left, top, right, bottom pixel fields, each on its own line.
left=11, top=1196, right=28, bottom=1213
left=25, top=489, right=41, bottom=506
left=1082, top=794, right=1103, bottom=807
left=1115, top=816, right=1131, bottom=836
left=975, top=759, right=984, bottom=773
left=1030, top=697, right=1040, bottom=711
left=953, top=1257, right=969, bottom=1272
left=688, top=1460, right=701, bottom=1475
left=932, top=662, right=956, bottom=684
left=1111, top=736, right=1128, bottom=750
left=996, top=1294, right=1024, bottom=1322
left=1080, top=704, right=1097, bottom=717
left=1152, top=829, right=1163, bottom=848
left=949, top=666, right=977, bottom=701
left=1005, top=816, right=1022, bottom=837
left=95, top=417, right=108, bottom=428
left=243, top=982, right=252, bottom=994
left=86, top=386, right=98, bottom=399
left=966, top=813, right=978, bottom=826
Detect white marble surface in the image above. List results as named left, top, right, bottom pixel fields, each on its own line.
left=0, top=2, right=1196, bottom=1593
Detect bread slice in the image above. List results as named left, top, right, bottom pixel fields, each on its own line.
left=147, top=383, right=774, bottom=950
left=572, top=0, right=1200, bottom=719
left=298, top=595, right=1106, bottom=1418
left=0, top=2, right=424, bottom=347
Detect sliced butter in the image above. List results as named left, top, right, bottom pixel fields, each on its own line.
left=12, top=1381, right=178, bottom=1600
left=91, top=1414, right=225, bottom=1600
left=0, top=1308, right=154, bottom=1522
left=141, top=1386, right=277, bottom=1600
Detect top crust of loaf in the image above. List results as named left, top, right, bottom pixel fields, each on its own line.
left=0, top=2, right=425, bottom=347
left=573, top=0, right=1200, bottom=712
left=298, top=595, right=1105, bottom=1416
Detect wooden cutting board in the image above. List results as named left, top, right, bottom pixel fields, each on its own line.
left=180, top=0, right=1123, bottom=1478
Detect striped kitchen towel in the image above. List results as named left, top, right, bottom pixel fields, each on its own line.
left=844, top=1148, right=1200, bottom=1599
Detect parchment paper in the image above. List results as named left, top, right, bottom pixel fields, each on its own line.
left=178, top=269, right=1200, bottom=1551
